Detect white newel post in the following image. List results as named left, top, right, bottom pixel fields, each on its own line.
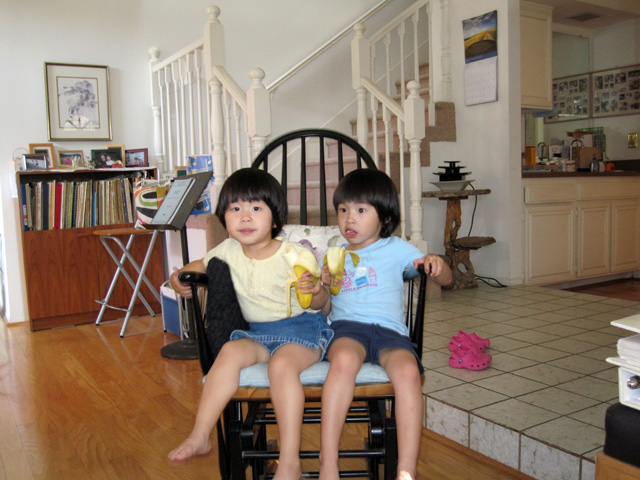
left=351, top=23, right=370, bottom=149
left=247, top=68, right=271, bottom=160
left=404, top=80, right=427, bottom=252
left=203, top=5, right=227, bottom=187
left=149, top=47, right=165, bottom=176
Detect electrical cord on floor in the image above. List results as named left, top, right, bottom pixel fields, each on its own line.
left=476, top=275, right=507, bottom=288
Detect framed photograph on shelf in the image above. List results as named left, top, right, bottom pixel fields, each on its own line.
left=125, top=148, right=149, bottom=167
left=91, top=147, right=124, bottom=168
left=29, top=143, right=55, bottom=169
left=592, top=64, right=640, bottom=117
left=105, top=144, right=125, bottom=163
left=44, top=62, right=112, bottom=141
left=57, top=150, right=84, bottom=169
left=22, top=154, right=48, bottom=171
left=545, top=73, right=590, bottom=123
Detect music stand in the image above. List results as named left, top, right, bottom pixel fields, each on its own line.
left=146, top=171, right=213, bottom=360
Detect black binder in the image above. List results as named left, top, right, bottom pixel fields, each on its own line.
left=145, top=171, right=213, bottom=231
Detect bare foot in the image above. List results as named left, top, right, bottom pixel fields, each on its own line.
left=318, top=461, right=339, bottom=480
left=167, top=434, right=211, bottom=461
left=273, top=459, right=302, bottom=480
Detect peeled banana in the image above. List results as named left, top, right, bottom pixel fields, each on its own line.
left=324, top=246, right=360, bottom=295
left=283, top=245, right=321, bottom=316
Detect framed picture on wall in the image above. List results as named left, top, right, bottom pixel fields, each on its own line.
left=592, top=64, right=640, bottom=118
left=56, top=150, right=84, bottom=169
left=29, top=143, right=55, bottom=169
left=44, top=62, right=112, bottom=141
left=124, top=148, right=149, bottom=167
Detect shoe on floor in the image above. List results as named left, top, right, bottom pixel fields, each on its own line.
left=449, top=344, right=492, bottom=370
left=448, top=331, right=490, bottom=352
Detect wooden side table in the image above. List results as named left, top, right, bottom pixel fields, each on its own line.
left=422, top=188, right=495, bottom=289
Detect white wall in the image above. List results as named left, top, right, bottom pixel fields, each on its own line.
left=424, top=0, right=522, bottom=285
left=0, top=0, right=404, bottom=323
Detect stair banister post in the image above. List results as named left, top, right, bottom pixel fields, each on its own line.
left=247, top=68, right=271, bottom=160
left=351, top=22, right=370, bottom=148
left=149, top=47, right=166, bottom=176
left=203, top=5, right=227, bottom=188
left=404, top=80, right=427, bottom=252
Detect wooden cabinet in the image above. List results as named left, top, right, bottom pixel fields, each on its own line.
left=524, top=203, right=575, bottom=284
left=611, top=201, right=640, bottom=273
left=523, top=177, right=640, bottom=285
left=520, top=1, right=553, bottom=110
left=17, top=168, right=165, bottom=331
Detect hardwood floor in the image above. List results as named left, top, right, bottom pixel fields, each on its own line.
left=0, top=317, right=532, bottom=479
left=564, top=278, right=640, bottom=302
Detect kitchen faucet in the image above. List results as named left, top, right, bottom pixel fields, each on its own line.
left=536, top=142, right=549, bottom=162
left=569, top=138, right=584, bottom=162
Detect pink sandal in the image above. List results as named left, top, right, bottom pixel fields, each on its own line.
left=448, top=331, right=490, bottom=352
left=449, top=344, right=492, bottom=370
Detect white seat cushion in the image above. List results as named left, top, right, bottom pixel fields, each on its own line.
left=237, top=361, right=390, bottom=387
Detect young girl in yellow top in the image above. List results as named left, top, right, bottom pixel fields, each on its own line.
left=168, top=168, right=331, bottom=480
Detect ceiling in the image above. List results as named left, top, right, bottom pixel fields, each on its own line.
left=531, top=0, right=640, bottom=30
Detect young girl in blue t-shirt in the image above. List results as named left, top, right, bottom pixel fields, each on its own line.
left=168, top=168, right=331, bottom=480
left=319, top=169, right=452, bottom=480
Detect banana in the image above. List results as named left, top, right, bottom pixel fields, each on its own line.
left=283, top=245, right=321, bottom=316
left=324, top=246, right=360, bottom=295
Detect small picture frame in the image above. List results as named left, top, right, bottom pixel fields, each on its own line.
left=105, top=144, right=125, bottom=164
left=91, top=148, right=124, bottom=169
left=124, top=148, right=149, bottom=167
left=22, top=154, right=48, bottom=171
left=29, top=143, right=55, bottom=169
left=57, top=150, right=84, bottom=169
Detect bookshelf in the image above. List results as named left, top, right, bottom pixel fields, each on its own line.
left=17, top=167, right=165, bottom=331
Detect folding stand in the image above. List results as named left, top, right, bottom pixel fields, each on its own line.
left=144, top=171, right=213, bottom=360
left=94, top=227, right=161, bottom=337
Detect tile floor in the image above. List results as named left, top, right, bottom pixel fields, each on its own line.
left=420, top=283, right=640, bottom=480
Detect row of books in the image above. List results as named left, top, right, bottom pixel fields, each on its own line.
left=20, top=176, right=137, bottom=231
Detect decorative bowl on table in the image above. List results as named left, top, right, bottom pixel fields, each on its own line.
left=429, top=179, right=475, bottom=191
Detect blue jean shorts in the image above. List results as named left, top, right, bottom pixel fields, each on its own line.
left=230, top=312, right=333, bottom=359
left=329, top=320, right=424, bottom=375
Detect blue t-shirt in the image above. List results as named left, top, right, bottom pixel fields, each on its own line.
left=328, top=236, right=424, bottom=336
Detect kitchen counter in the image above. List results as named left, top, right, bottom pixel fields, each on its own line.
left=522, top=171, right=640, bottom=178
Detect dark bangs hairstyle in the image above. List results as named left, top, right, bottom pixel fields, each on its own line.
left=333, top=168, right=400, bottom=238
left=215, top=168, right=288, bottom=238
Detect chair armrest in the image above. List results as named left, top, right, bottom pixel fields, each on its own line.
left=177, top=271, right=208, bottom=286
left=405, top=264, right=427, bottom=358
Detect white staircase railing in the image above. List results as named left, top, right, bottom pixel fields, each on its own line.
left=149, top=6, right=271, bottom=191
left=351, top=0, right=449, bottom=251
left=149, top=3, right=447, bottom=247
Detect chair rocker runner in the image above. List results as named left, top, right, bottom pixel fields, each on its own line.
left=179, top=129, right=428, bottom=479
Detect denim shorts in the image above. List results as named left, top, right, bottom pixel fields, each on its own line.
left=230, top=312, right=333, bottom=359
left=329, top=320, right=424, bottom=374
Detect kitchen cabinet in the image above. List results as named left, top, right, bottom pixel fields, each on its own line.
left=523, top=177, right=640, bottom=285
left=520, top=1, right=553, bottom=110
left=576, top=203, right=610, bottom=277
left=524, top=204, right=575, bottom=284
left=611, top=201, right=640, bottom=272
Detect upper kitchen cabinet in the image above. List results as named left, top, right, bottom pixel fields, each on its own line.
left=521, top=1, right=553, bottom=110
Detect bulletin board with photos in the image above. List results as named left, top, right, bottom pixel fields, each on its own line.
left=545, top=73, right=590, bottom=123
left=592, top=64, right=640, bottom=118
left=545, top=63, right=640, bottom=123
